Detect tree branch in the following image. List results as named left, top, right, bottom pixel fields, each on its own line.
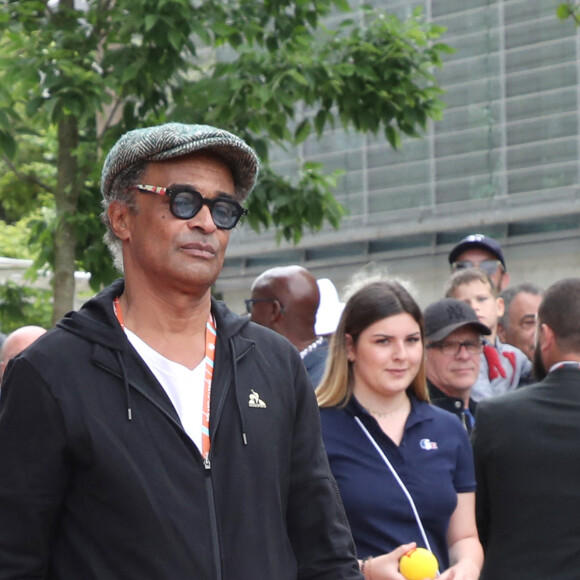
left=1, top=154, right=55, bottom=195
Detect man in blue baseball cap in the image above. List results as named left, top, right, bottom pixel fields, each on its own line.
left=448, top=234, right=510, bottom=292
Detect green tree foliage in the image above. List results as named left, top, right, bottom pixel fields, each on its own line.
left=0, top=0, right=451, bottom=322
left=0, top=282, right=53, bottom=334
left=557, top=2, right=580, bottom=25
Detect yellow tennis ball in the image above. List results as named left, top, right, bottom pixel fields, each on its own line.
left=399, top=547, right=438, bottom=580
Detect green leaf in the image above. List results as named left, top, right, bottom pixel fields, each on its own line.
left=386, top=125, right=401, bottom=149
left=121, top=64, right=140, bottom=84
left=314, top=109, right=327, bottom=136
left=333, top=0, right=351, bottom=12
left=168, top=30, right=182, bottom=51
left=556, top=3, right=572, bottom=20
left=0, top=129, right=16, bottom=159
left=294, top=119, right=311, bottom=144
left=144, top=14, right=158, bottom=32
left=286, top=69, right=310, bottom=87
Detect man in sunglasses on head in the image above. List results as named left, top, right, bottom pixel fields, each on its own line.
left=0, top=123, right=362, bottom=580
left=448, top=233, right=510, bottom=292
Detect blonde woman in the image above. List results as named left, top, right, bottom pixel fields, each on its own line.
left=317, top=281, right=482, bottom=580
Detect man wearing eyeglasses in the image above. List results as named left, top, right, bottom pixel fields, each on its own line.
left=0, top=124, right=362, bottom=579
left=246, top=265, right=329, bottom=387
left=448, top=234, right=510, bottom=292
left=424, top=298, right=491, bottom=434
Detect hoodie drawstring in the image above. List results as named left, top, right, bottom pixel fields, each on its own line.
left=115, top=350, right=133, bottom=421
left=229, top=337, right=248, bottom=446
left=112, top=326, right=248, bottom=435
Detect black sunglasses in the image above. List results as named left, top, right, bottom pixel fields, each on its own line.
left=134, top=184, right=248, bottom=230
left=451, top=259, right=503, bottom=276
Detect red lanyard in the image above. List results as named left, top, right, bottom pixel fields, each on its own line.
left=113, top=297, right=217, bottom=459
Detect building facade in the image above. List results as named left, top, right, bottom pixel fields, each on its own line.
left=217, top=0, right=580, bottom=312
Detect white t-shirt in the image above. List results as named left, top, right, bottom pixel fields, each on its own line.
left=124, top=328, right=205, bottom=452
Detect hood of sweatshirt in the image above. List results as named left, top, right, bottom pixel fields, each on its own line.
left=57, top=278, right=251, bottom=348
left=55, top=278, right=253, bottom=438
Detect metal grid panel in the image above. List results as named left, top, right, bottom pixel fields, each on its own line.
left=227, top=0, right=580, bottom=270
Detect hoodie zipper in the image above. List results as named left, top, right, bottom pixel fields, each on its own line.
left=203, top=456, right=223, bottom=579
left=201, top=365, right=230, bottom=580
left=201, top=338, right=254, bottom=580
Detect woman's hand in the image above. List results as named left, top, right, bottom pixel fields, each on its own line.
left=437, top=559, right=480, bottom=580
left=362, top=542, right=417, bottom=580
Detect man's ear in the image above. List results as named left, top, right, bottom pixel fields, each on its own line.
left=539, top=323, right=556, bottom=353
left=107, top=201, right=131, bottom=241
left=497, top=321, right=507, bottom=343
left=270, top=299, right=284, bottom=323
left=498, top=271, right=510, bottom=292
left=496, top=297, right=505, bottom=318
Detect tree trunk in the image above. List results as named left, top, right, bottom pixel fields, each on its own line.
left=52, top=115, right=79, bottom=325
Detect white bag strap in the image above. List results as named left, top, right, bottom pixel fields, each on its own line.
left=354, top=416, right=434, bottom=555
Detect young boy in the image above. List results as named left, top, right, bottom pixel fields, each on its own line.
left=445, top=268, right=532, bottom=401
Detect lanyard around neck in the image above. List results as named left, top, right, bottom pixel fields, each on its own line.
left=113, top=296, right=217, bottom=460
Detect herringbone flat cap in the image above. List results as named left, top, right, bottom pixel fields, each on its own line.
left=101, top=123, right=259, bottom=201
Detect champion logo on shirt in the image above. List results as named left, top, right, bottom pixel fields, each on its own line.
left=420, top=438, right=438, bottom=450
left=248, top=390, right=267, bottom=408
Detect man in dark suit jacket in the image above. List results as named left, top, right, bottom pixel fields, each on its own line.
left=473, top=277, right=580, bottom=580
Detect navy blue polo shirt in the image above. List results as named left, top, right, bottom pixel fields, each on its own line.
left=320, top=393, right=475, bottom=571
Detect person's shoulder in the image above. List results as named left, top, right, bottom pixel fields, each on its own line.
left=416, top=396, right=451, bottom=417
left=420, top=400, right=466, bottom=430
left=319, top=404, right=347, bottom=418
left=245, top=319, right=297, bottom=351
left=412, top=396, right=456, bottom=424
left=478, top=380, right=542, bottom=413
left=214, top=300, right=295, bottom=347
left=319, top=405, right=354, bottom=438
left=496, top=338, right=532, bottom=367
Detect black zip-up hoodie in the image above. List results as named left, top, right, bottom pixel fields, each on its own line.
left=0, top=279, right=361, bottom=580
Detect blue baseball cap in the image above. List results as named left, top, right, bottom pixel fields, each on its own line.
left=448, top=234, right=506, bottom=270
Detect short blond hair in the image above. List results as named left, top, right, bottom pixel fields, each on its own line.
left=445, top=267, right=498, bottom=299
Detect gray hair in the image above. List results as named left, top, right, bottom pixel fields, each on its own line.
left=499, top=282, right=543, bottom=329
left=100, top=161, right=147, bottom=273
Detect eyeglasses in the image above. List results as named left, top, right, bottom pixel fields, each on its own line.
left=427, top=340, right=483, bottom=356
left=451, top=259, right=504, bottom=276
left=134, top=184, right=248, bottom=230
left=244, top=298, right=283, bottom=315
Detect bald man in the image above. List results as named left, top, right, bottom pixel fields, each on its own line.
left=0, top=325, right=46, bottom=380
left=247, top=265, right=328, bottom=386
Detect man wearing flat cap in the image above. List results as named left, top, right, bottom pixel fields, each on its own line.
left=424, top=298, right=491, bottom=434
left=0, top=123, right=362, bottom=579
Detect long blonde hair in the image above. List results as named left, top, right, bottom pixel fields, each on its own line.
left=316, top=280, right=429, bottom=407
